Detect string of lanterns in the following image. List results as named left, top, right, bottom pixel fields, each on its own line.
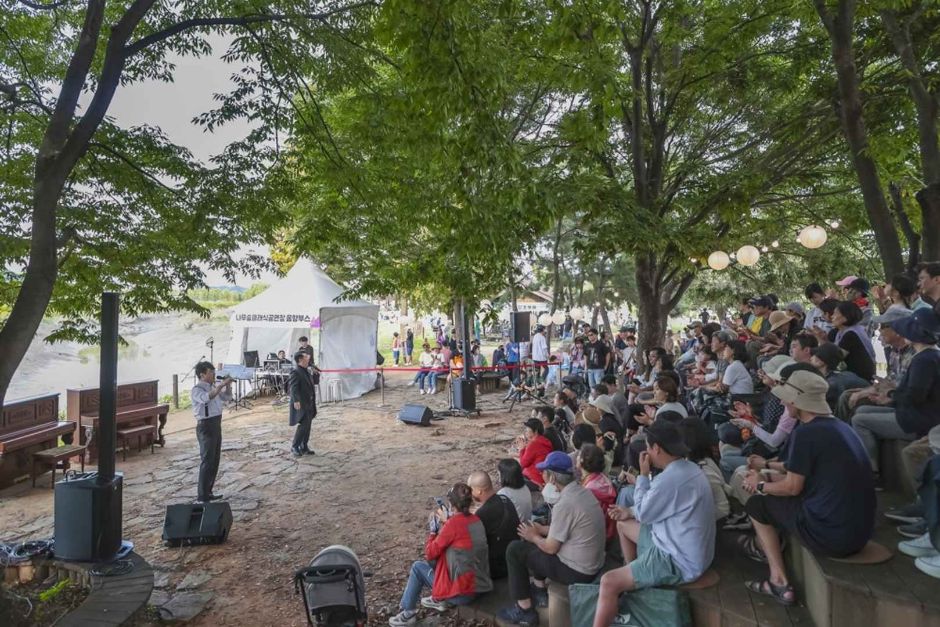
left=702, top=222, right=838, bottom=271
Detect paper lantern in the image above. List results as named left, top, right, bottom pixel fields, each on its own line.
left=538, top=313, right=552, bottom=326
left=551, top=311, right=566, bottom=325
left=569, top=307, right=584, bottom=320
left=771, top=240, right=779, bottom=248
left=798, top=225, right=827, bottom=249
left=707, top=251, right=731, bottom=270
left=736, top=245, right=760, bottom=266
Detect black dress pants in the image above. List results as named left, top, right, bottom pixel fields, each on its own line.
left=196, top=415, right=222, bottom=501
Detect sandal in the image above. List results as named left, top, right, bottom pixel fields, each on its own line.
left=745, top=579, right=796, bottom=606
left=737, top=534, right=767, bottom=563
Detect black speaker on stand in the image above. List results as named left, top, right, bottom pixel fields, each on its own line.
left=511, top=311, right=531, bottom=343
left=54, top=293, right=124, bottom=562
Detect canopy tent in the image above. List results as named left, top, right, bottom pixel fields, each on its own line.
left=226, top=259, right=379, bottom=400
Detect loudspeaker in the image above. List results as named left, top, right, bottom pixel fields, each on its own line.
left=162, top=502, right=233, bottom=547
left=511, top=312, right=531, bottom=343
left=53, top=472, right=123, bottom=562
left=398, top=404, right=433, bottom=426
left=452, top=378, right=476, bottom=411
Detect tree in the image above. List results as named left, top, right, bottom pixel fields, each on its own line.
left=811, top=0, right=906, bottom=278
left=282, top=1, right=553, bottom=314
left=0, top=0, right=377, bottom=405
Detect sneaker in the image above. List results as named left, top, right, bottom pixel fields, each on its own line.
left=885, top=501, right=925, bottom=524
left=496, top=603, right=539, bottom=626
left=388, top=610, right=417, bottom=627
left=421, top=596, right=450, bottom=612
left=531, top=585, right=549, bottom=608
left=898, top=520, right=928, bottom=538
left=915, top=553, right=940, bottom=579
left=723, top=511, right=752, bottom=531
left=899, top=533, right=940, bottom=558
left=419, top=389, right=425, bottom=395
left=430, top=389, right=437, bottom=395
left=407, top=381, right=415, bottom=387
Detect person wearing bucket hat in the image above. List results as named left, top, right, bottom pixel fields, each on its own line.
left=809, top=342, right=869, bottom=409
left=740, top=370, right=875, bottom=607
left=852, top=308, right=940, bottom=484
left=593, top=420, right=715, bottom=626
left=515, top=418, right=554, bottom=488
left=498, top=451, right=605, bottom=626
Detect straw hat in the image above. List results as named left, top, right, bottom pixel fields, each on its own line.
left=769, top=310, right=796, bottom=332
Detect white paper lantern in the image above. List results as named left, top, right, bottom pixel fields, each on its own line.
left=736, top=245, right=760, bottom=266
left=569, top=307, right=584, bottom=321
left=798, top=225, right=827, bottom=249
left=707, top=251, right=731, bottom=270
left=771, top=240, right=779, bottom=248
left=538, top=313, right=552, bottom=326
left=551, top=311, right=566, bottom=325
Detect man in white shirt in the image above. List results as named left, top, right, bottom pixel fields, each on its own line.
left=531, top=325, right=549, bottom=383
left=191, top=361, right=233, bottom=503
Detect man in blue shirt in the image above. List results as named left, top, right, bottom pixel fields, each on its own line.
left=741, top=370, right=875, bottom=607
left=594, top=421, right=715, bottom=627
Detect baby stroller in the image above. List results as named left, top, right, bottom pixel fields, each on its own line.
left=295, top=545, right=368, bottom=627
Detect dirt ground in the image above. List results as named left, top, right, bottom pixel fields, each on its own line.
left=0, top=370, right=533, bottom=625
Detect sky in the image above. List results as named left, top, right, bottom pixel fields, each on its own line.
left=105, top=35, right=280, bottom=288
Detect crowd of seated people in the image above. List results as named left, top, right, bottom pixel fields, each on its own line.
left=390, top=263, right=940, bottom=626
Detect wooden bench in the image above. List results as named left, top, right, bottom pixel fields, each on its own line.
left=117, top=424, right=157, bottom=461
left=478, top=373, right=504, bottom=393
left=68, top=380, right=168, bottom=461
left=32, top=444, right=86, bottom=487
left=1, top=394, right=76, bottom=489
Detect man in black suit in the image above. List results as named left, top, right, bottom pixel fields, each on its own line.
left=289, top=351, right=317, bottom=456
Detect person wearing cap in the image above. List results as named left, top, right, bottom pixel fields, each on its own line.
left=803, top=283, right=832, bottom=333
left=589, top=392, right=625, bottom=467
left=594, top=421, right=715, bottom=626
left=839, top=305, right=914, bottom=421
left=914, top=261, right=940, bottom=310
left=740, top=370, right=875, bottom=606
left=498, top=451, right=605, bottom=626
left=809, top=342, right=869, bottom=410
left=843, top=276, right=875, bottom=332
left=515, top=418, right=554, bottom=488
left=852, top=308, right=940, bottom=479
left=739, top=297, right=772, bottom=338
left=757, top=310, right=798, bottom=362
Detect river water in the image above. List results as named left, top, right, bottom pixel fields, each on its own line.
left=7, top=312, right=233, bottom=404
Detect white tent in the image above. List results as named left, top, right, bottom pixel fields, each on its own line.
left=226, top=259, right=379, bottom=399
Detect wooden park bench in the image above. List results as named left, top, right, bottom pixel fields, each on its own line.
left=31, top=444, right=86, bottom=487
left=67, top=380, right=168, bottom=462
left=117, top=423, right=157, bottom=461
left=0, top=393, right=76, bottom=489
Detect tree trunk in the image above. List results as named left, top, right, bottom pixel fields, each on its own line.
left=880, top=9, right=940, bottom=261
left=551, top=217, right=563, bottom=310
left=917, top=184, right=940, bottom=261
left=818, top=0, right=905, bottom=278
left=634, top=256, right=667, bottom=363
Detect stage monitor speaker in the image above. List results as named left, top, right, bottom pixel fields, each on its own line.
left=452, top=378, right=476, bottom=411
left=243, top=350, right=260, bottom=368
left=163, top=501, right=232, bottom=547
left=398, top=404, right=433, bottom=426
left=511, top=312, right=531, bottom=343
left=53, top=472, right=123, bottom=562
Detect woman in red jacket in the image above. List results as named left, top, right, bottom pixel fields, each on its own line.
left=516, top=418, right=554, bottom=487
left=389, top=483, right=493, bottom=626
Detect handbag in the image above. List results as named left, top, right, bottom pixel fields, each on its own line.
left=569, top=583, right=692, bottom=627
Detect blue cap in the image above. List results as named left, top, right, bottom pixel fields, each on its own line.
left=536, top=451, right=573, bottom=474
